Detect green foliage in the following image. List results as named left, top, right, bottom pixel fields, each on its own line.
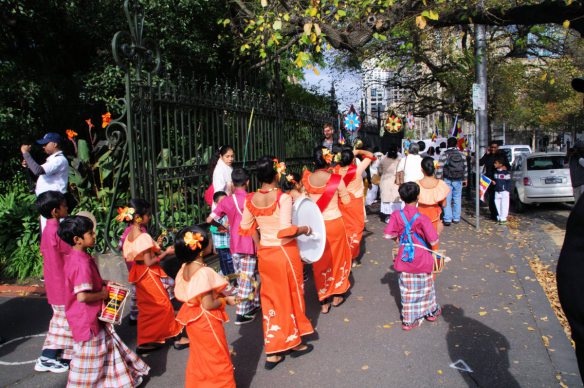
left=0, top=173, right=42, bottom=280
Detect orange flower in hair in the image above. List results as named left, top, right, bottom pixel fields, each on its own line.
left=322, top=148, right=333, bottom=164
left=273, top=158, right=286, bottom=178
left=66, top=129, right=78, bottom=141
left=286, top=174, right=297, bottom=184
left=184, top=232, right=204, bottom=251
left=115, top=207, right=135, bottom=222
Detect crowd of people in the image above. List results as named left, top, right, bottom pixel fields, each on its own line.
left=23, top=124, right=564, bottom=387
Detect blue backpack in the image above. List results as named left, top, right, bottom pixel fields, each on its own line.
left=399, top=210, right=429, bottom=263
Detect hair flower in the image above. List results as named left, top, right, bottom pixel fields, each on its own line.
left=116, top=207, right=135, bottom=222
left=184, top=231, right=204, bottom=251
left=286, top=174, right=297, bottom=184
left=322, top=148, right=333, bottom=164
left=333, top=152, right=342, bottom=163
left=273, top=159, right=286, bottom=178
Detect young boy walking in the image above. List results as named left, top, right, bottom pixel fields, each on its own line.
left=210, top=191, right=235, bottom=277
left=493, top=157, right=511, bottom=224
left=34, top=191, right=74, bottom=373
left=58, top=216, right=150, bottom=387
left=207, top=168, right=260, bottom=325
left=383, top=182, right=441, bottom=331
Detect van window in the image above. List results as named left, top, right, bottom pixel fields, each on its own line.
left=527, top=156, right=568, bottom=170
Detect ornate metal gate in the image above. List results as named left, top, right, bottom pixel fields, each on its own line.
left=103, top=0, right=334, bottom=250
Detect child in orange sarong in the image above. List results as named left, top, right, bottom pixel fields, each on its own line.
left=174, top=225, right=237, bottom=388
left=119, top=199, right=185, bottom=353
left=416, top=157, right=450, bottom=239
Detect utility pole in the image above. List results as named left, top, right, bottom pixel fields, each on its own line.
left=474, top=20, right=488, bottom=230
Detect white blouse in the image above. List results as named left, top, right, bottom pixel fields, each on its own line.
left=212, top=158, right=233, bottom=194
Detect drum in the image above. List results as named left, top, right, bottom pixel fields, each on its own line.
left=292, top=196, right=326, bottom=264
left=99, top=282, right=130, bottom=325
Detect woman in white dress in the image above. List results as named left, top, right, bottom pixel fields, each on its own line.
left=210, top=145, right=235, bottom=195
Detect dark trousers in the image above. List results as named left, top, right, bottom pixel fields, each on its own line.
left=487, top=185, right=498, bottom=220
left=216, top=248, right=235, bottom=276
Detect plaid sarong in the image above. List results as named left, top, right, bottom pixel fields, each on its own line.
left=42, top=305, right=75, bottom=360
left=232, top=253, right=261, bottom=316
left=68, top=325, right=150, bottom=388
left=399, top=272, right=439, bottom=324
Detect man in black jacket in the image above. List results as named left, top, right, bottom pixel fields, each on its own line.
left=479, top=141, right=510, bottom=220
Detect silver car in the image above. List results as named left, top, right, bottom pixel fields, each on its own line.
left=511, top=152, right=574, bottom=212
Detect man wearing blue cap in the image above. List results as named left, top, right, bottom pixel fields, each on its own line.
left=21, top=133, right=69, bottom=230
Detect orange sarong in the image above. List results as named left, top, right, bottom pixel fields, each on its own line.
left=313, top=217, right=352, bottom=301
left=257, top=241, right=314, bottom=354
left=339, top=193, right=365, bottom=259
left=129, top=263, right=182, bottom=346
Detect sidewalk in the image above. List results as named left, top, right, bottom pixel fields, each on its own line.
left=0, top=210, right=580, bottom=387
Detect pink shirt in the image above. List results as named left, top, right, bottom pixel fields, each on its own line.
left=211, top=188, right=256, bottom=255
left=40, top=218, right=72, bottom=306
left=384, top=205, right=439, bottom=274
left=64, top=250, right=104, bottom=342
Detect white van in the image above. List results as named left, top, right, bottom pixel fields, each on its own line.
left=499, top=145, right=532, bottom=165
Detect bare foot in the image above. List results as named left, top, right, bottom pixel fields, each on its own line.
left=321, top=303, right=331, bottom=314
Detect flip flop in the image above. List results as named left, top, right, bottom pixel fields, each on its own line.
left=264, top=355, right=285, bottom=370
left=332, top=296, right=346, bottom=308
left=289, top=344, right=314, bottom=358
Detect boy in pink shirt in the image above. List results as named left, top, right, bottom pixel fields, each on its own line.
left=34, top=191, right=74, bottom=373
left=58, top=216, right=150, bottom=387
left=383, top=182, right=441, bottom=331
left=207, top=167, right=259, bottom=325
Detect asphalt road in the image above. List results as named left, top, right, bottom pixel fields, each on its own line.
left=0, top=202, right=580, bottom=387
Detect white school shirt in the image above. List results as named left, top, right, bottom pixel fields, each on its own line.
left=212, top=158, right=233, bottom=194
left=35, top=151, right=69, bottom=195
left=396, top=154, right=424, bottom=183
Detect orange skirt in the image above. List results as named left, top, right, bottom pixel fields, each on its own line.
left=183, top=313, right=235, bottom=388
left=418, top=204, right=442, bottom=247
left=313, top=217, right=352, bottom=301
left=129, top=263, right=182, bottom=346
left=257, top=241, right=314, bottom=354
left=339, top=194, right=365, bottom=259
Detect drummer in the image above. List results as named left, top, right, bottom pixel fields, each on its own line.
left=239, top=156, right=315, bottom=370
left=333, top=146, right=376, bottom=263
left=302, top=147, right=352, bottom=313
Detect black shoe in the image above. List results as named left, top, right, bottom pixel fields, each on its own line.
left=452, top=220, right=460, bottom=224
left=289, top=343, right=314, bottom=358
left=234, top=314, right=255, bottom=325
left=443, top=222, right=451, bottom=226
left=173, top=341, right=189, bottom=350
left=264, top=355, right=285, bottom=370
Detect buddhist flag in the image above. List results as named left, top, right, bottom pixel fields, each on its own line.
left=339, top=129, right=345, bottom=145
left=479, top=175, right=492, bottom=202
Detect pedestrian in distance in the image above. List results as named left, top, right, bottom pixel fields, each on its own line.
left=34, top=191, right=75, bottom=374
left=435, top=137, right=468, bottom=226
left=567, top=140, right=584, bottom=203
left=321, top=122, right=336, bottom=151
left=173, top=225, right=238, bottom=388
left=480, top=141, right=510, bottom=221
left=58, top=216, right=150, bottom=387
left=204, top=145, right=235, bottom=206
left=207, top=167, right=261, bottom=325
left=209, top=191, right=235, bottom=277
left=378, top=145, right=401, bottom=223
left=383, top=182, right=441, bottom=331
left=21, top=132, right=69, bottom=231
left=396, top=142, right=424, bottom=185
left=493, top=157, right=511, bottom=224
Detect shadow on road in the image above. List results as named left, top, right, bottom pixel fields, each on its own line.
left=442, top=304, right=520, bottom=388
left=380, top=268, right=402, bottom=315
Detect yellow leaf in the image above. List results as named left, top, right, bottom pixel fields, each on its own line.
left=303, top=22, right=313, bottom=35
left=416, top=15, right=427, bottom=29
left=273, top=20, right=282, bottom=30
left=550, top=78, right=556, bottom=85
left=314, top=23, right=321, bottom=36
left=383, top=324, right=391, bottom=328
left=428, top=10, right=439, bottom=21
left=344, top=317, right=350, bottom=322
left=361, top=365, right=369, bottom=370
left=540, top=72, right=548, bottom=81
left=437, top=370, right=443, bottom=375
left=479, top=311, right=488, bottom=316
left=312, top=67, right=320, bottom=76
left=261, top=0, right=268, bottom=7
left=309, top=6, right=318, bottom=17
left=527, top=326, right=535, bottom=331
left=404, top=350, right=411, bottom=356
left=566, top=0, right=573, bottom=5
left=563, top=20, right=570, bottom=29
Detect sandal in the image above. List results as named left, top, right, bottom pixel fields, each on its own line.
left=289, top=343, right=314, bottom=358
left=264, top=355, right=285, bottom=370
left=136, top=343, right=164, bottom=354
left=332, top=295, right=346, bottom=308
left=320, top=299, right=331, bottom=314
left=173, top=340, right=189, bottom=350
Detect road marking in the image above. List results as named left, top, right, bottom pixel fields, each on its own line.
left=0, top=334, right=46, bottom=365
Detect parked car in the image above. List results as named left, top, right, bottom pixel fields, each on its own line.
left=499, top=145, right=532, bottom=165
left=511, top=152, right=574, bottom=212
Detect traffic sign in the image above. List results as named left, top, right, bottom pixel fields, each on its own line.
left=472, top=83, right=486, bottom=111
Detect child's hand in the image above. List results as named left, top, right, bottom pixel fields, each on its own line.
left=164, top=246, right=175, bottom=256
left=225, top=296, right=237, bottom=306
left=100, top=287, right=109, bottom=300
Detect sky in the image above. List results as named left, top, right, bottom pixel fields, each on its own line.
left=301, top=64, right=362, bottom=112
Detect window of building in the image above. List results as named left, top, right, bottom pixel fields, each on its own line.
left=371, top=88, right=377, bottom=97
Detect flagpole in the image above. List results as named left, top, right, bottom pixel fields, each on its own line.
left=475, top=110, right=480, bottom=230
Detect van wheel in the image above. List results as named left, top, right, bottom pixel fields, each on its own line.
left=513, top=189, right=526, bottom=213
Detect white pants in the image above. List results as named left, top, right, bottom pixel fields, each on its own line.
left=495, top=191, right=510, bottom=222
left=365, top=184, right=379, bottom=206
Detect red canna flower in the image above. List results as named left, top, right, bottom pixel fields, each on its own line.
left=66, top=129, right=78, bottom=140
left=85, top=118, right=94, bottom=129
left=101, top=112, right=112, bottom=128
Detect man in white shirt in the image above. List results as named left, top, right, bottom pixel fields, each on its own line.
left=21, top=132, right=69, bottom=230
left=396, top=142, right=424, bottom=183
